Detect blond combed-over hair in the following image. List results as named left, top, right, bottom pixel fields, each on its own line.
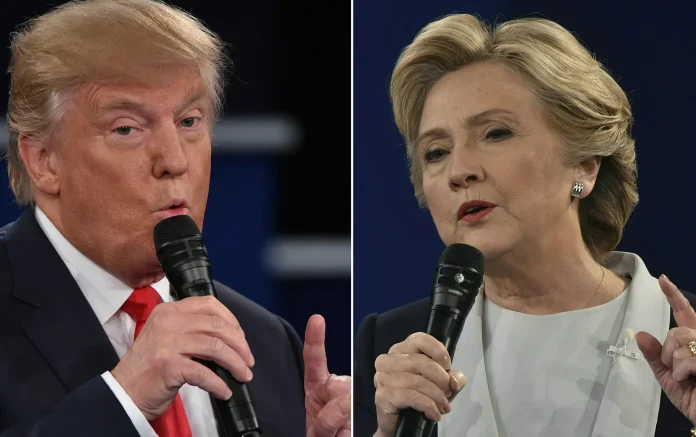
left=7, top=0, right=229, bottom=205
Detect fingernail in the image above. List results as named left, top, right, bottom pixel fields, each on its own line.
left=225, top=387, right=233, bottom=399
left=451, top=370, right=467, bottom=391
left=443, top=355, right=452, bottom=369
left=339, top=395, right=351, bottom=415
left=338, top=430, right=351, bottom=437
left=444, top=402, right=451, bottom=413
left=246, top=368, right=253, bottom=381
left=249, top=354, right=255, bottom=367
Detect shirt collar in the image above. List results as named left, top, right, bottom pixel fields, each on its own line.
left=34, top=206, right=171, bottom=325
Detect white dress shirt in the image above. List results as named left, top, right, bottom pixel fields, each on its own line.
left=35, top=207, right=219, bottom=437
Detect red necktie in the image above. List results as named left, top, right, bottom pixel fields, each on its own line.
left=121, top=286, right=193, bottom=437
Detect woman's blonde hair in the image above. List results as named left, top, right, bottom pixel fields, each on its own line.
left=7, top=0, right=229, bottom=205
left=390, top=14, right=638, bottom=258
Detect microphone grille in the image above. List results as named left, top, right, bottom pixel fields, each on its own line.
left=439, top=244, right=484, bottom=270
left=153, top=215, right=201, bottom=250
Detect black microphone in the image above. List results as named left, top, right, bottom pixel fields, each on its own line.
left=153, top=215, right=262, bottom=437
left=394, top=243, right=484, bottom=437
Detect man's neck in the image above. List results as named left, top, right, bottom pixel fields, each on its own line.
left=34, top=200, right=164, bottom=289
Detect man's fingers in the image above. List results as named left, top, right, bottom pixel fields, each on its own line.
left=304, top=314, right=330, bottom=387
left=177, top=296, right=243, bottom=331
left=636, top=331, right=669, bottom=381
left=180, top=359, right=232, bottom=401
left=183, top=314, right=254, bottom=367
left=660, top=275, right=696, bottom=329
left=307, top=395, right=351, bottom=437
left=311, top=374, right=351, bottom=404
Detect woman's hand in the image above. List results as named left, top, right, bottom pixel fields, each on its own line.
left=373, top=332, right=467, bottom=437
left=637, top=275, right=696, bottom=425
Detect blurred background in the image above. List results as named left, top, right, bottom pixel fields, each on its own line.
left=354, top=0, right=695, bottom=335
left=0, top=1, right=350, bottom=376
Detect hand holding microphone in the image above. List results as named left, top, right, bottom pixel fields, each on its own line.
left=374, top=244, right=483, bottom=437
left=113, top=215, right=262, bottom=436
left=111, top=295, right=254, bottom=420
left=373, top=333, right=467, bottom=437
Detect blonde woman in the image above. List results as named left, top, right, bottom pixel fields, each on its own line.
left=355, top=14, right=695, bottom=437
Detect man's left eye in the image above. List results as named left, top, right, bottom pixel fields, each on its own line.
left=181, top=117, right=198, bottom=127
left=115, top=126, right=133, bottom=135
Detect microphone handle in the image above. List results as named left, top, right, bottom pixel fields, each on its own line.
left=394, top=307, right=466, bottom=437
left=173, top=283, right=262, bottom=437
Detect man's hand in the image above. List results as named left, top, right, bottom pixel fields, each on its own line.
left=111, top=296, right=254, bottom=420
left=304, top=315, right=351, bottom=437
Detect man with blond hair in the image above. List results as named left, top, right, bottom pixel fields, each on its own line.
left=0, top=1, right=350, bottom=436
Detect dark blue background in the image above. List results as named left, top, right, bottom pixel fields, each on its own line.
left=354, top=0, right=694, bottom=333
left=0, top=0, right=351, bottom=377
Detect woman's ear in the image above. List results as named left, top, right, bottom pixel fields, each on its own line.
left=573, top=157, right=602, bottom=198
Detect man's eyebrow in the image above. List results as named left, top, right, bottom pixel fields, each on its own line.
left=96, top=87, right=209, bottom=118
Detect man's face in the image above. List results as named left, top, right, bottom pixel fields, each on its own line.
left=49, top=69, right=212, bottom=287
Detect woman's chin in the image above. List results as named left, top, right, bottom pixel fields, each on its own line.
left=449, top=234, right=509, bottom=261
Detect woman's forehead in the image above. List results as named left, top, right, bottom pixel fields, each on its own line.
left=418, top=63, right=539, bottom=135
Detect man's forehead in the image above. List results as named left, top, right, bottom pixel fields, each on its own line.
left=77, top=74, right=210, bottom=113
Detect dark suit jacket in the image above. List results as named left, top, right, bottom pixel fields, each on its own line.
left=0, top=208, right=306, bottom=436
left=355, top=294, right=696, bottom=437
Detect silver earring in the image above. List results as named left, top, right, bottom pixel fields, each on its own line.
left=571, top=182, right=584, bottom=198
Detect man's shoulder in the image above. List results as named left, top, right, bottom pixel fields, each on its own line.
left=213, top=281, right=296, bottom=337
left=0, top=221, right=15, bottom=299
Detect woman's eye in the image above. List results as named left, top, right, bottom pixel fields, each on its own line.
left=424, top=149, right=449, bottom=162
left=486, top=128, right=512, bottom=141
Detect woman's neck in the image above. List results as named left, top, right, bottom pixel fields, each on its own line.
left=483, top=236, right=629, bottom=315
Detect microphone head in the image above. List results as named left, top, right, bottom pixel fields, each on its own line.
left=153, top=215, right=201, bottom=251
left=439, top=243, right=484, bottom=272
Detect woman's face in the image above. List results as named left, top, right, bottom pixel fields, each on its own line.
left=418, top=62, right=588, bottom=261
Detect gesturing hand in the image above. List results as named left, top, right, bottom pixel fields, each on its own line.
left=637, top=275, right=696, bottom=425
left=304, top=315, right=351, bottom=437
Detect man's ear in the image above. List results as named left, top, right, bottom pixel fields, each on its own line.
left=17, top=133, right=60, bottom=197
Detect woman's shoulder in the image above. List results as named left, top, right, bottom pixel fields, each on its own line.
left=357, top=297, right=431, bottom=356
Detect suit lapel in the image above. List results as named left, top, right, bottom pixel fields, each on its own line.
left=7, top=208, right=120, bottom=391
left=589, top=252, right=669, bottom=437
